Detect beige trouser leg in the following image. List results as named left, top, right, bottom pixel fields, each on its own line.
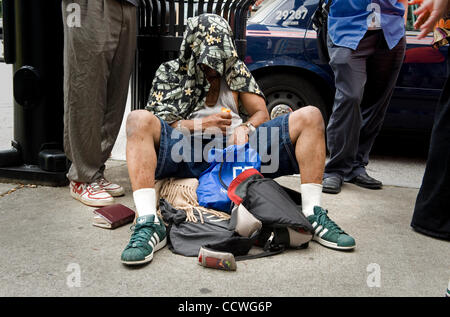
left=62, top=0, right=137, bottom=183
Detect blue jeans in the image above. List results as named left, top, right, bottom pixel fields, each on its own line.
left=154, top=114, right=299, bottom=180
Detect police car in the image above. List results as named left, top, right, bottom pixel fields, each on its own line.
left=245, top=0, right=448, bottom=135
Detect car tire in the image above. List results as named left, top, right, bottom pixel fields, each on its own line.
left=257, top=73, right=329, bottom=122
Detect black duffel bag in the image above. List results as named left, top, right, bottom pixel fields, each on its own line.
left=199, top=169, right=314, bottom=270
left=227, top=168, right=314, bottom=250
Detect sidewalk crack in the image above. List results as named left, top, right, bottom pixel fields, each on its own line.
left=0, top=184, right=38, bottom=198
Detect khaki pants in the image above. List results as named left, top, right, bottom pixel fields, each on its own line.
left=62, top=0, right=137, bottom=182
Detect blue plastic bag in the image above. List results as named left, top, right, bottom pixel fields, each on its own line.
left=197, top=143, right=261, bottom=212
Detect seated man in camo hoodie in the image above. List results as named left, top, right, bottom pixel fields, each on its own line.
left=121, top=13, right=356, bottom=266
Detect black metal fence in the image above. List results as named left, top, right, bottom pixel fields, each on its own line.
left=131, top=0, right=255, bottom=110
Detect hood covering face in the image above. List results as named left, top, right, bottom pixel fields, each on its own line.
left=146, top=13, right=264, bottom=123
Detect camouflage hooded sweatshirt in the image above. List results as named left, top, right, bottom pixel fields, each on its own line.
left=145, top=13, right=264, bottom=124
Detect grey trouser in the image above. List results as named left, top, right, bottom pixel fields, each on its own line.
left=62, top=0, right=137, bottom=182
left=324, top=30, right=406, bottom=181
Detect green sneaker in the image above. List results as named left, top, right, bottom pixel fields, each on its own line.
left=121, top=214, right=167, bottom=265
left=307, top=206, right=356, bottom=250
left=446, top=280, right=450, bottom=297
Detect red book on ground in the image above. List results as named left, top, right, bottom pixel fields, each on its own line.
left=93, top=204, right=135, bottom=229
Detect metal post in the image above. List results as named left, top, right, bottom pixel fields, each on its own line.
left=0, top=0, right=68, bottom=186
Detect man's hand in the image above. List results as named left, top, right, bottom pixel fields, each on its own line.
left=411, top=0, right=450, bottom=39
left=230, top=125, right=250, bottom=145
left=201, top=112, right=232, bottom=134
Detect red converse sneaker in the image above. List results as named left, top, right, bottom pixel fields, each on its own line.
left=70, top=181, right=114, bottom=207
left=97, top=177, right=125, bottom=197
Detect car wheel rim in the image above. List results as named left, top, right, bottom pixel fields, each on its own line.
left=270, top=104, right=293, bottom=119
left=266, top=90, right=306, bottom=120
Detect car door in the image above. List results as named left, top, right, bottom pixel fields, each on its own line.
left=386, top=5, right=448, bottom=134
left=247, top=0, right=319, bottom=62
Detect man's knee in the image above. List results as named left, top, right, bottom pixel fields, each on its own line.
left=292, top=106, right=325, bottom=131
left=126, top=110, right=160, bottom=139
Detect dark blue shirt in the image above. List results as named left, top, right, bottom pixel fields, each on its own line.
left=328, top=0, right=406, bottom=50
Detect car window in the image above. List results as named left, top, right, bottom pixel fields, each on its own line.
left=250, top=0, right=319, bottom=29
left=250, top=0, right=284, bottom=24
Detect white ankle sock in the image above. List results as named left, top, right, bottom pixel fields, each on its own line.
left=133, top=188, right=158, bottom=223
left=300, top=183, right=323, bottom=217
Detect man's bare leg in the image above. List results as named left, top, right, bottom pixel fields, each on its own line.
left=287, top=106, right=325, bottom=217
left=121, top=110, right=167, bottom=265
left=288, top=106, right=326, bottom=184
left=126, top=110, right=161, bottom=191
left=125, top=110, right=162, bottom=219
left=288, top=106, right=355, bottom=250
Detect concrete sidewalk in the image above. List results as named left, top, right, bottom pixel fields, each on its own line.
left=0, top=63, right=448, bottom=297
left=0, top=160, right=448, bottom=297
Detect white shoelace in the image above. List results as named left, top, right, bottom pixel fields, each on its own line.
left=97, top=178, right=111, bottom=187
left=89, top=182, right=104, bottom=192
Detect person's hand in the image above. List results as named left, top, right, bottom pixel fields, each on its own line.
left=201, top=112, right=232, bottom=134
left=412, top=0, right=449, bottom=39
left=230, top=125, right=250, bottom=145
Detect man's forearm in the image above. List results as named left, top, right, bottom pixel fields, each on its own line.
left=171, top=108, right=269, bottom=134
left=170, top=119, right=200, bottom=132
left=245, top=109, right=270, bottom=128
